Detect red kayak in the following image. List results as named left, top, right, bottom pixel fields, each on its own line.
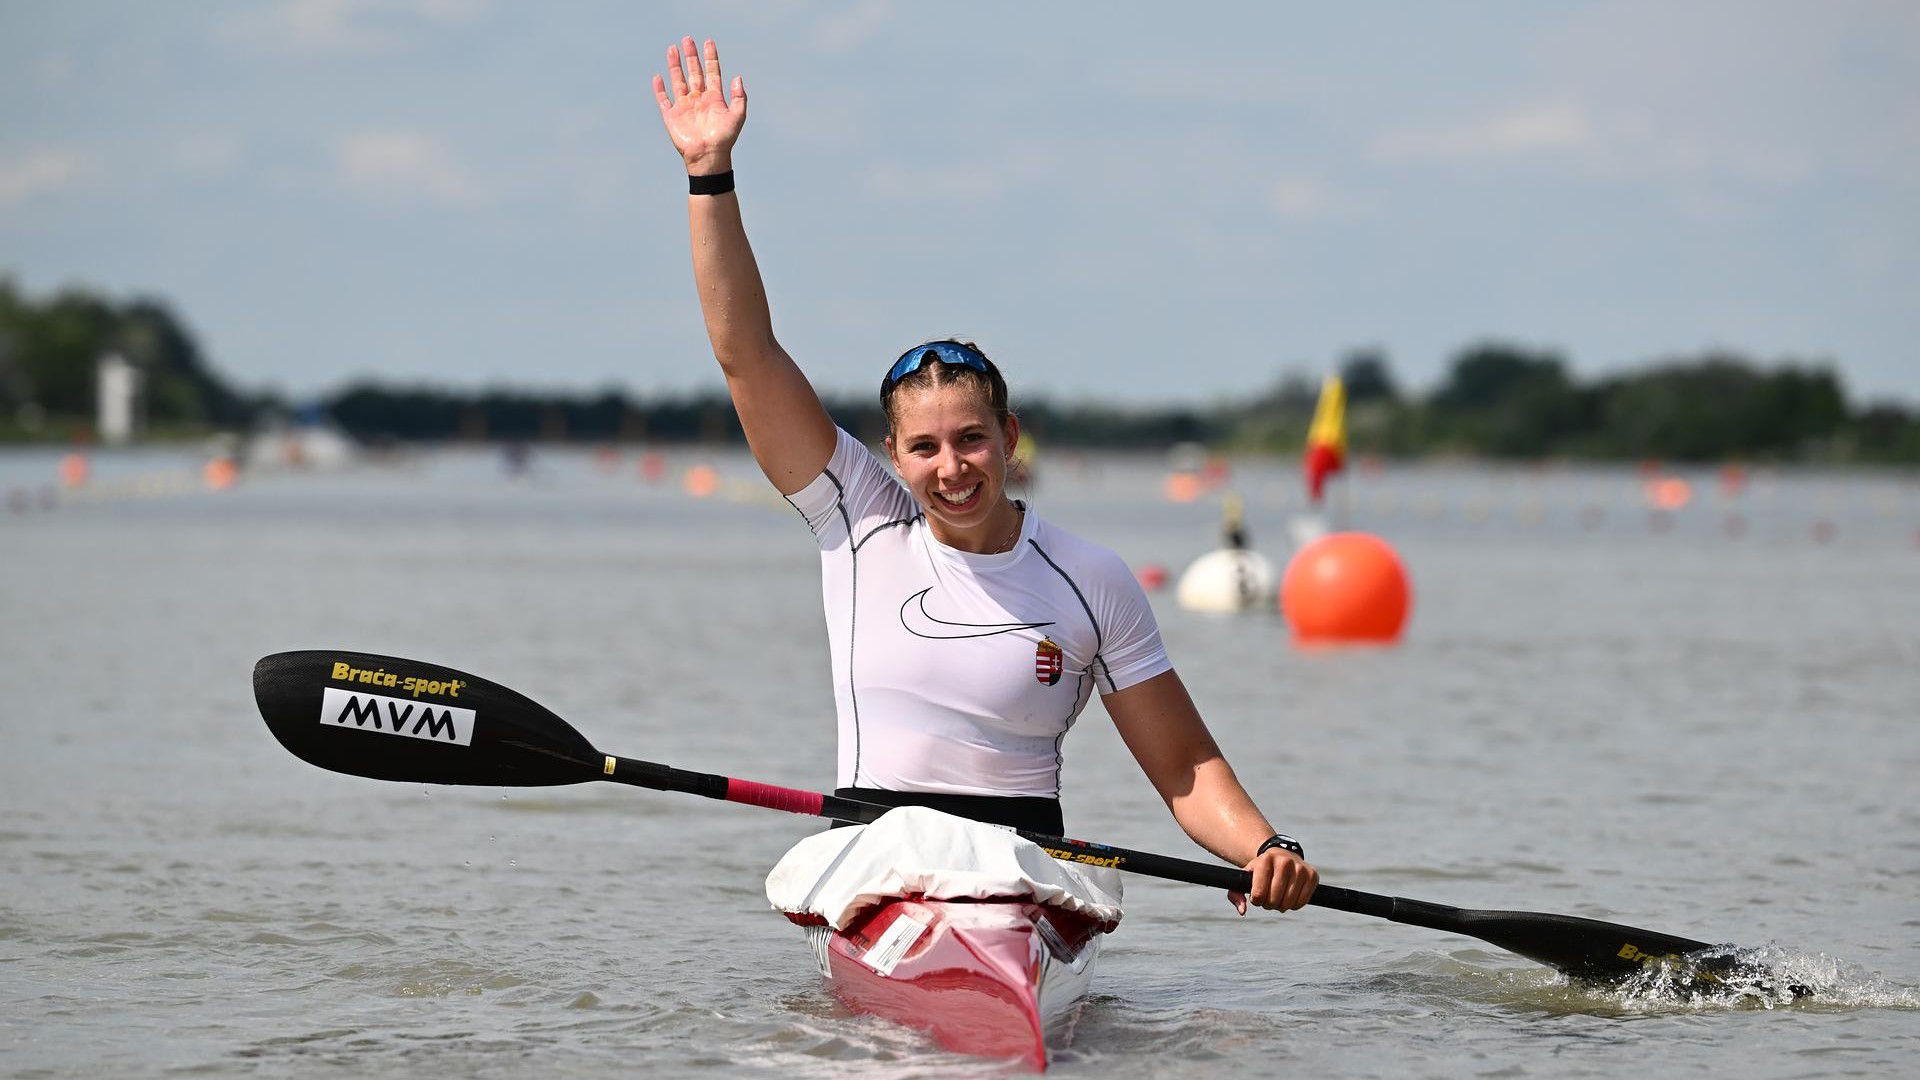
left=790, top=896, right=1112, bottom=1071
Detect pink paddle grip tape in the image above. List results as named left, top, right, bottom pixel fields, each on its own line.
left=725, top=779, right=824, bottom=816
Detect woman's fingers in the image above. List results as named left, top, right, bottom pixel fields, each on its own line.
left=1297, top=863, right=1319, bottom=909
left=665, top=44, right=689, bottom=100
left=1245, top=853, right=1319, bottom=912
left=702, top=38, right=724, bottom=96
left=682, top=36, right=705, bottom=94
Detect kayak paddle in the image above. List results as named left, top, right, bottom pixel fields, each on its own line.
left=252, top=649, right=1789, bottom=994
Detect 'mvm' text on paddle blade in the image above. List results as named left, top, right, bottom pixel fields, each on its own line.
left=253, top=650, right=601, bottom=786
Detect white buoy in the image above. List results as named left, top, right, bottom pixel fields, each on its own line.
left=1177, top=492, right=1276, bottom=613
left=1176, top=547, right=1277, bottom=613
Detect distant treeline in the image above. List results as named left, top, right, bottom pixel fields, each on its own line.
left=4, top=279, right=1917, bottom=462
left=0, top=279, right=257, bottom=437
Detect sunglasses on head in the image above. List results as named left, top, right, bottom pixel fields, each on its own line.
left=881, top=341, right=991, bottom=392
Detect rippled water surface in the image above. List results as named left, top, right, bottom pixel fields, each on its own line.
left=4, top=447, right=1917, bottom=1077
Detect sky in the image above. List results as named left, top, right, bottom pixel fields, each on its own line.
left=2, top=1, right=1916, bottom=408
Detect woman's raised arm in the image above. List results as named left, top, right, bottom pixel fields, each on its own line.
left=655, top=36, right=835, bottom=495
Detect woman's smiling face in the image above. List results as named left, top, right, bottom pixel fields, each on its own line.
left=885, top=382, right=1020, bottom=548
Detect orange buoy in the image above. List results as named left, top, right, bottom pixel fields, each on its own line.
left=58, top=453, right=90, bottom=488
left=683, top=464, right=719, bottom=498
left=1136, top=564, right=1168, bottom=591
left=203, top=456, right=240, bottom=490
left=1645, top=476, right=1692, bottom=511
left=1163, top=472, right=1203, bottom=503
left=1280, top=532, right=1411, bottom=644
left=639, top=452, right=666, bottom=483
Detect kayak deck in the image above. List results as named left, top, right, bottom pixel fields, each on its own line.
left=795, top=896, right=1109, bottom=1070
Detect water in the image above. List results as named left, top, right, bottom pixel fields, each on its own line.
left=4, top=446, right=1917, bottom=1076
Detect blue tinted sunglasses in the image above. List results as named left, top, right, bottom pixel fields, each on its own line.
left=882, top=341, right=990, bottom=392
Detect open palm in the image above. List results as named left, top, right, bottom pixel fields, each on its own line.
left=654, top=37, right=746, bottom=172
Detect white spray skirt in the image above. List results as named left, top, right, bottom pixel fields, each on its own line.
left=765, top=806, right=1125, bottom=930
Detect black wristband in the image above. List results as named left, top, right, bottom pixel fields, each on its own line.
left=1257, top=833, right=1305, bottom=859
left=688, top=171, right=735, bottom=195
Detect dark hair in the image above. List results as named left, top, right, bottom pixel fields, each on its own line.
left=880, top=339, right=1012, bottom=434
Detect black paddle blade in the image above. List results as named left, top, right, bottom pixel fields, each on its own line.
left=253, top=650, right=602, bottom=786
left=1457, top=907, right=1807, bottom=997
left=1449, top=906, right=1719, bottom=984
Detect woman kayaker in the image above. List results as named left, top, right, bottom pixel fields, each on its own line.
left=653, top=37, right=1317, bottom=914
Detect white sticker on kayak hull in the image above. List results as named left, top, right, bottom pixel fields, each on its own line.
left=320, top=687, right=476, bottom=746
left=862, top=913, right=928, bottom=976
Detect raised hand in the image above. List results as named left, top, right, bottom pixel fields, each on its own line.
left=654, top=36, right=746, bottom=175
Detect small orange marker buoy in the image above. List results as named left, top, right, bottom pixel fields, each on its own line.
left=203, top=456, right=240, bottom=490
left=1163, top=472, right=1203, bottom=503
left=683, top=464, right=719, bottom=498
left=1812, top=519, right=1836, bottom=545
left=639, top=452, right=666, bottom=483
left=1645, top=476, right=1692, bottom=511
left=58, top=453, right=90, bottom=488
left=1280, top=532, right=1411, bottom=644
left=1136, top=564, right=1168, bottom=591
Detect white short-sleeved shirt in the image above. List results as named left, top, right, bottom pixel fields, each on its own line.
left=784, top=427, right=1173, bottom=797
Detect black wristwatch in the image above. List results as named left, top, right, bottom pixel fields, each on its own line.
left=1257, top=833, right=1305, bottom=859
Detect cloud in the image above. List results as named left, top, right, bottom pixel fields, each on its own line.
left=814, top=0, right=895, bottom=53
left=863, top=148, right=1058, bottom=204
left=172, top=134, right=245, bottom=178
left=217, top=0, right=487, bottom=56
left=1372, top=100, right=1594, bottom=163
left=1268, top=176, right=1360, bottom=222
left=35, top=53, right=77, bottom=90
left=334, top=130, right=489, bottom=207
left=0, top=150, right=89, bottom=206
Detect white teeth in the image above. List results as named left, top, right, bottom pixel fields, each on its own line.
left=936, top=485, right=978, bottom=505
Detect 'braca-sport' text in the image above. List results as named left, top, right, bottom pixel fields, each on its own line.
left=1617, top=942, right=1724, bottom=983
left=318, top=686, right=477, bottom=746
left=329, top=661, right=467, bottom=699
left=1039, top=845, right=1124, bottom=869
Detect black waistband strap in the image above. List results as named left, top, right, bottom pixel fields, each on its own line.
left=832, top=787, right=1064, bottom=835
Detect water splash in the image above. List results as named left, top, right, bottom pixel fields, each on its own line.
left=1610, top=944, right=1920, bottom=1011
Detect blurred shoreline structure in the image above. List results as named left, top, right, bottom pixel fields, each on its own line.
left=3, top=278, right=1918, bottom=465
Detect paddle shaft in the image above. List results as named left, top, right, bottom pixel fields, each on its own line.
left=604, top=753, right=1389, bottom=919
left=606, top=753, right=1738, bottom=984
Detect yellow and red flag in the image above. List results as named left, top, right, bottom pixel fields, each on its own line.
left=1304, top=375, right=1346, bottom=504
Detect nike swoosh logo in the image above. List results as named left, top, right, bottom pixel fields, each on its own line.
left=898, top=587, right=1055, bottom=640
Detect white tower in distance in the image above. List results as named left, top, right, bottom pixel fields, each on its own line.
left=97, top=352, right=143, bottom=445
